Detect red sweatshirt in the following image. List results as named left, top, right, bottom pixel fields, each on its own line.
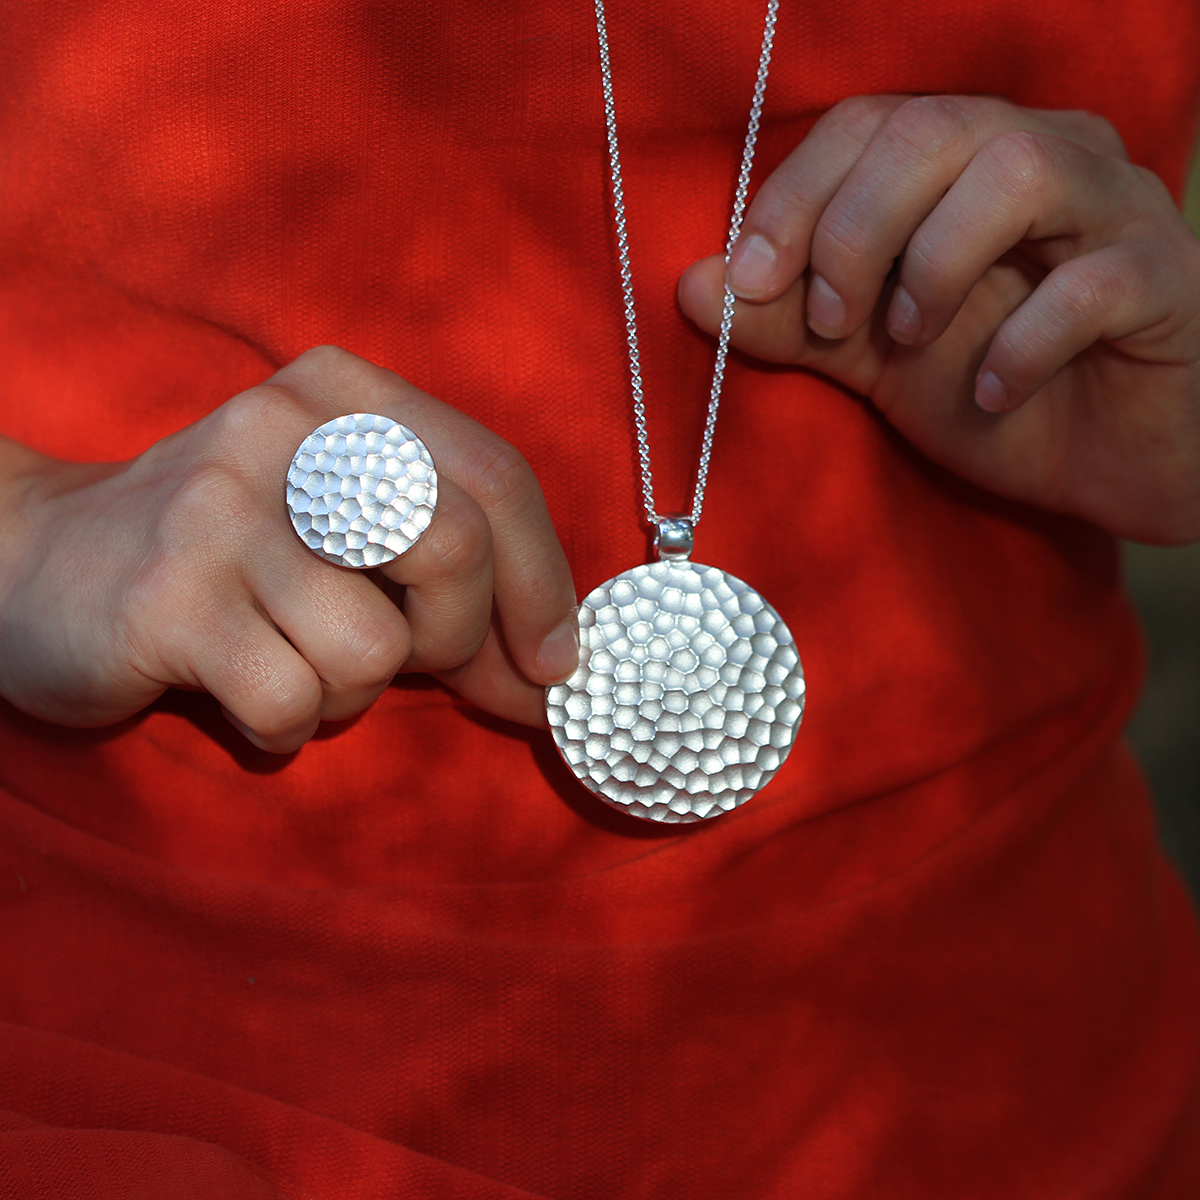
left=0, top=0, right=1198, bottom=1195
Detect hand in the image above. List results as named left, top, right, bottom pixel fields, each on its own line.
left=0, top=346, right=578, bottom=750
left=678, top=95, right=1200, bottom=544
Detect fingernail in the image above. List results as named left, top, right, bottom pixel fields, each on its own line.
left=887, top=285, right=921, bottom=344
left=224, top=711, right=256, bottom=744
left=536, top=616, right=580, bottom=683
left=728, top=232, right=778, bottom=298
left=975, top=370, right=1009, bottom=412
left=807, top=275, right=846, bottom=338
left=222, top=708, right=280, bottom=754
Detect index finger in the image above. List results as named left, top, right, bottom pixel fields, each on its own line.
left=726, top=94, right=908, bottom=301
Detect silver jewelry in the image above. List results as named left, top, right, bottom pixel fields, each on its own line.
left=547, top=0, right=804, bottom=824
left=286, top=413, right=437, bottom=569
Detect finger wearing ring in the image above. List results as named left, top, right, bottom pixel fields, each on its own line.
left=286, top=413, right=438, bottom=568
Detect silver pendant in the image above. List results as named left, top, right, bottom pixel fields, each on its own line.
left=547, top=521, right=804, bottom=823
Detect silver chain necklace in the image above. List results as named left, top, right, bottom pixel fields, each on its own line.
left=546, top=0, right=805, bottom=823
left=599, top=0, right=777, bottom=530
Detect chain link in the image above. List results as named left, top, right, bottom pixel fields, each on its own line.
left=594, top=0, right=779, bottom=528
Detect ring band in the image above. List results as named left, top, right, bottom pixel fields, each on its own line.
left=286, top=413, right=438, bottom=569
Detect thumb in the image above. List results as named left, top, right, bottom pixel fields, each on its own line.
left=678, top=252, right=885, bottom=396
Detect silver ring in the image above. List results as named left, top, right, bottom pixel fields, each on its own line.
left=286, top=413, right=438, bottom=569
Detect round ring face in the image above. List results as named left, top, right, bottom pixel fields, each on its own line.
left=286, top=413, right=437, bottom=569
left=547, top=560, right=804, bottom=823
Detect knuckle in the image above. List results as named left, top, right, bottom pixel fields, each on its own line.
left=461, top=437, right=535, bottom=511
left=119, top=559, right=180, bottom=652
left=219, top=639, right=321, bottom=748
left=121, top=548, right=186, bottom=632
left=1056, top=109, right=1127, bottom=158
left=885, top=94, right=978, bottom=158
left=337, top=613, right=411, bottom=687
left=123, top=461, right=265, bottom=628
left=1048, top=259, right=1121, bottom=322
left=410, top=616, right=489, bottom=674
left=252, top=674, right=322, bottom=744
left=812, top=205, right=871, bottom=265
left=899, top=230, right=939, bottom=288
left=421, top=496, right=491, bottom=581
left=160, top=461, right=258, bottom=550
left=268, top=345, right=373, bottom=412
left=824, top=93, right=903, bottom=139
left=292, top=343, right=356, bottom=374
left=976, top=129, right=1055, bottom=203
left=209, top=382, right=309, bottom=456
left=518, top=564, right=573, bottom=621
left=116, top=466, right=245, bottom=647
left=1128, top=162, right=1177, bottom=210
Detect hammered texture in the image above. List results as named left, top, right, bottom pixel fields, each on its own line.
left=286, top=414, right=437, bottom=568
left=547, top=561, right=804, bottom=823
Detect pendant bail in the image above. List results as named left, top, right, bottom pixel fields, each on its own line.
left=654, top=515, right=694, bottom=562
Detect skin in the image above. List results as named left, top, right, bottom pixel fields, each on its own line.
left=2, top=95, right=1198, bottom=751
left=0, top=347, right=579, bottom=748
left=680, top=95, right=1200, bottom=545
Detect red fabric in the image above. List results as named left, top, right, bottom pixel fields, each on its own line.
left=1, top=0, right=1199, bottom=1195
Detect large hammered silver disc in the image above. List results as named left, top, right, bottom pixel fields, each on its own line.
left=547, top=561, right=804, bottom=823
left=286, top=413, right=437, bottom=569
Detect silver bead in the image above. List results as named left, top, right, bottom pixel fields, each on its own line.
left=654, top=516, right=694, bottom=562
